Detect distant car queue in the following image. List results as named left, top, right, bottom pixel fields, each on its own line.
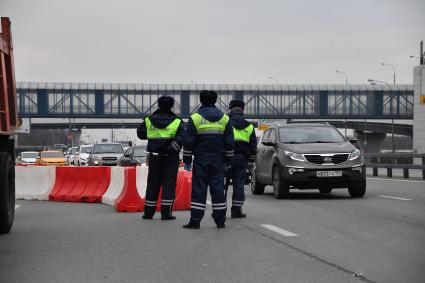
left=16, top=142, right=149, bottom=167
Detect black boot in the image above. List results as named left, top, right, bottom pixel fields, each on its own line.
left=162, top=215, right=176, bottom=220
left=142, top=205, right=156, bottom=220
left=183, top=221, right=200, bottom=229
left=216, top=223, right=226, bottom=229
left=161, top=205, right=176, bottom=220
left=231, top=207, right=247, bottom=219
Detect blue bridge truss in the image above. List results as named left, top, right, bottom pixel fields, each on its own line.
left=16, top=82, right=414, bottom=119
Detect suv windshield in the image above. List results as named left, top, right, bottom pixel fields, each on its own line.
left=42, top=152, right=64, bottom=158
left=134, top=146, right=147, bottom=157
left=22, top=152, right=39, bottom=158
left=279, top=127, right=346, bottom=144
left=80, top=146, right=93, bottom=154
left=93, top=144, right=124, bottom=154
left=70, top=148, right=77, bottom=154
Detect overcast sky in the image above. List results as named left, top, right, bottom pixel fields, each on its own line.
left=2, top=0, right=424, bottom=85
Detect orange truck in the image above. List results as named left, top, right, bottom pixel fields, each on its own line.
left=0, top=17, right=18, bottom=234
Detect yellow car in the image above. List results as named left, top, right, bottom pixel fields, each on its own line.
left=36, top=151, right=67, bottom=166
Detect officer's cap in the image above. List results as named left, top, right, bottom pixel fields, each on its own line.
left=158, top=96, right=174, bottom=109
left=200, top=90, right=217, bottom=105
left=229, top=100, right=245, bottom=110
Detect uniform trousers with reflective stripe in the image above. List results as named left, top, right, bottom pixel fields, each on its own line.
left=190, top=154, right=226, bottom=225
left=144, top=154, right=180, bottom=217
left=231, top=153, right=248, bottom=210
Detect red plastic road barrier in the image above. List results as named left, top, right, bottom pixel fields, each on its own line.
left=153, top=169, right=192, bottom=211
left=49, top=166, right=111, bottom=203
left=115, top=168, right=192, bottom=213
left=115, top=167, right=145, bottom=212
left=173, top=170, right=192, bottom=210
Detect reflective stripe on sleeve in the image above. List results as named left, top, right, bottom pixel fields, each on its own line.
left=171, top=141, right=181, bottom=151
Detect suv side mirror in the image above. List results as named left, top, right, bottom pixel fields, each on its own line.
left=261, top=140, right=275, bottom=146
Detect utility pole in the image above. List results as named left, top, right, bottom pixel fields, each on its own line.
left=381, top=63, right=396, bottom=84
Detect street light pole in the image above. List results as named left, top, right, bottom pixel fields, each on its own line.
left=336, top=70, right=348, bottom=85
left=381, top=63, right=396, bottom=84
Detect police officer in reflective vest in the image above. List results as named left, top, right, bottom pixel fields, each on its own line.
left=183, top=90, right=234, bottom=229
left=137, top=96, right=185, bottom=220
left=228, top=100, right=257, bottom=218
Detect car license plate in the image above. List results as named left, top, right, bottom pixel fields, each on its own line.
left=316, top=171, right=342, bottom=178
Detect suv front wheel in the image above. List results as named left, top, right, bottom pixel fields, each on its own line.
left=250, top=168, right=265, bottom=195
left=273, top=166, right=290, bottom=199
left=348, top=181, right=366, bottom=198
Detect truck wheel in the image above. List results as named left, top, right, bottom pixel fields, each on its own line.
left=273, top=166, right=290, bottom=199
left=250, top=168, right=265, bottom=195
left=348, top=181, right=366, bottom=198
left=0, top=152, right=15, bottom=234
left=319, top=187, right=332, bottom=194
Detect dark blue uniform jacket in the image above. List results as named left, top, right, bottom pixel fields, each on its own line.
left=137, top=108, right=185, bottom=155
left=183, top=105, right=234, bottom=164
left=229, top=108, right=257, bottom=162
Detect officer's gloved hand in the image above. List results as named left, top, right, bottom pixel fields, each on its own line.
left=184, top=163, right=192, bottom=172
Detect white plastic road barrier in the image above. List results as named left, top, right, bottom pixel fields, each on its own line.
left=15, top=166, right=56, bottom=200
left=102, top=167, right=125, bottom=206
left=136, top=165, right=149, bottom=199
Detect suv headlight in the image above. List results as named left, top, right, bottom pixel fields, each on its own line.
left=349, top=149, right=361, bottom=161
left=284, top=150, right=306, bottom=162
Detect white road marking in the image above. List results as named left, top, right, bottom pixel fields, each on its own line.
left=377, top=195, right=412, bottom=201
left=206, top=200, right=212, bottom=205
left=260, top=224, right=298, bottom=237
left=15, top=205, right=21, bottom=209
left=368, top=177, right=425, bottom=183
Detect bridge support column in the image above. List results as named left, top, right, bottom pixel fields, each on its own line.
left=354, top=131, right=386, bottom=154
left=181, top=90, right=190, bottom=118
left=413, top=65, right=425, bottom=154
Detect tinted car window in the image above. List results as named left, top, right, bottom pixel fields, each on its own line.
left=42, top=152, right=64, bottom=158
left=93, top=144, right=124, bottom=154
left=70, top=148, right=78, bottom=154
left=262, top=129, right=271, bottom=141
left=80, top=146, right=93, bottom=153
left=279, top=127, right=346, bottom=143
left=134, top=146, right=147, bottom=157
left=21, top=152, right=38, bottom=158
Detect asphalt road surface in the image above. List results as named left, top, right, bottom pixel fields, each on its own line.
left=1, top=177, right=424, bottom=283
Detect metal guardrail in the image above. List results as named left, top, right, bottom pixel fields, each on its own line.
left=364, top=153, right=425, bottom=179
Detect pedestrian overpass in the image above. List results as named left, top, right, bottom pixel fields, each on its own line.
left=17, top=82, right=413, bottom=120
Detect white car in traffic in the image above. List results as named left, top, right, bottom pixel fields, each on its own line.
left=17, top=151, right=39, bottom=165
left=75, top=145, right=93, bottom=166
left=67, top=147, right=78, bottom=165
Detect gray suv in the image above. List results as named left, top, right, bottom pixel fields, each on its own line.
left=251, top=123, right=366, bottom=199
left=88, top=143, right=124, bottom=166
